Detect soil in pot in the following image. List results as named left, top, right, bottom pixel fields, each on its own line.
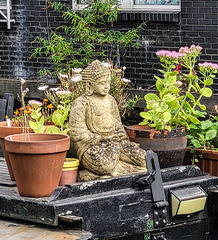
left=125, top=125, right=187, bottom=168
left=4, top=133, right=70, bottom=197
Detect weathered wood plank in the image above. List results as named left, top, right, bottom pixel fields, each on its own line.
left=0, top=217, right=92, bottom=240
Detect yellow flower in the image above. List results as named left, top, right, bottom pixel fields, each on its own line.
left=14, top=109, right=19, bottom=115
left=26, top=105, right=31, bottom=111
left=47, top=104, right=54, bottom=109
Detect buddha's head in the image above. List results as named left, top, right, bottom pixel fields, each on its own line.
left=82, top=60, right=111, bottom=96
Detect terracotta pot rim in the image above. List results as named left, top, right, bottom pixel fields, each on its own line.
left=0, top=121, right=24, bottom=130
left=125, top=125, right=185, bottom=132
left=196, top=148, right=217, bottom=153
left=187, top=148, right=218, bottom=153
left=5, top=133, right=70, bottom=155
left=4, top=133, right=70, bottom=143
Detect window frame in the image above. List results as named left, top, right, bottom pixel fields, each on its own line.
left=72, top=0, right=181, bottom=12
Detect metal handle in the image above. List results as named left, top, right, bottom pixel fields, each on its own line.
left=153, top=234, right=167, bottom=240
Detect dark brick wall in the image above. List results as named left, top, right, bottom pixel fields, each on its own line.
left=0, top=0, right=67, bottom=83
left=0, top=0, right=218, bottom=92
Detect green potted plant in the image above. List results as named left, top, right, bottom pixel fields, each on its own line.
left=0, top=79, right=32, bottom=180
left=2, top=80, right=70, bottom=197
left=185, top=112, right=218, bottom=176
left=126, top=45, right=218, bottom=168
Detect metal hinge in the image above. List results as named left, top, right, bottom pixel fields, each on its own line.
left=146, top=150, right=168, bottom=228
left=134, top=150, right=169, bottom=228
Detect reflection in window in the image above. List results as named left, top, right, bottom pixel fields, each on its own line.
left=73, top=0, right=181, bottom=11
left=134, top=0, right=179, bottom=4
left=76, top=0, right=92, bottom=3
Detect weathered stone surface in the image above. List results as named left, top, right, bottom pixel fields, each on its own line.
left=69, top=60, right=147, bottom=181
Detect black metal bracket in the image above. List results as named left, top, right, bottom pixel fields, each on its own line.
left=133, top=170, right=155, bottom=189
left=146, top=150, right=169, bottom=228
left=150, top=232, right=167, bottom=240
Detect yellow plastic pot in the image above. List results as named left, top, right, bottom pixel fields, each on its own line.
left=59, top=158, right=80, bottom=186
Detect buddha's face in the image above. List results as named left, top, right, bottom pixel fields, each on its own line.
left=92, top=75, right=111, bottom=96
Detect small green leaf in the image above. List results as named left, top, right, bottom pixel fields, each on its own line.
left=196, top=100, right=206, bottom=110
left=140, top=112, right=152, bottom=120
left=189, top=115, right=200, bottom=124
left=199, top=104, right=206, bottom=110
left=186, top=92, right=195, bottom=102
left=195, top=110, right=207, bottom=118
left=63, top=110, right=69, bottom=121
left=202, top=88, right=212, bottom=97
left=139, top=121, right=148, bottom=126
left=183, top=102, right=195, bottom=114
left=31, top=111, right=41, bottom=120
left=167, top=75, right=176, bottom=85
left=39, top=116, right=44, bottom=126
left=191, top=85, right=197, bottom=92
left=167, top=99, right=180, bottom=109
left=204, top=78, right=213, bottom=86
left=37, top=125, right=45, bottom=133
left=154, top=75, right=164, bottom=83
left=189, top=124, right=199, bottom=130
left=157, top=105, right=168, bottom=112
left=144, top=93, right=160, bottom=102
left=200, top=120, right=213, bottom=130
left=46, top=126, right=61, bottom=134
left=29, top=121, right=38, bottom=130
left=52, top=112, right=64, bottom=126
left=163, top=112, right=171, bottom=123
left=156, top=80, right=163, bottom=92
left=63, top=129, right=70, bottom=134
left=195, top=83, right=201, bottom=92
left=191, top=139, right=201, bottom=148
left=162, top=94, right=175, bottom=103
left=168, top=71, right=178, bottom=76
left=205, top=129, right=217, bottom=140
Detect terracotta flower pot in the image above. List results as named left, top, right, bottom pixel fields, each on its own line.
left=184, top=149, right=218, bottom=177
left=4, top=133, right=70, bottom=197
left=0, top=121, right=24, bottom=180
left=125, top=125, right=187, bottom=168
left=59, top=158, right=80, bottom=186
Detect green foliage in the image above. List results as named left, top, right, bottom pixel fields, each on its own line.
left=139, top=46, right=218, bottom=131
left=46, top=101, right=71, bottom=135
left=187, top=114, right=218, bottom=164
left=45, top=90, right=73, bottom=134
left=109, top=65, right=140, bottom=118
left=29, top=107, right=46, bottom=133
left=187, top=115, right=218, bottom=151
left=31, top=0, right=146, bottom=75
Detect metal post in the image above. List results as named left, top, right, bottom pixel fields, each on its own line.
left=3, top=93, right=14, bottom=119
left=0, top=99, right=7, bottom=121
left=6, top=0, right=10, bottom=29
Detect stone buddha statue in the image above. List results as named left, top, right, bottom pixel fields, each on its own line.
left=69, top=60, right=147, bottom=181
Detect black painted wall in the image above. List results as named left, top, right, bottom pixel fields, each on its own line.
left=0, top=0, right=218, bottom=92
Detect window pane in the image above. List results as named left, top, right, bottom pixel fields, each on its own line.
left=134, top=0, right=179, bottom=5
left=76, top=0, right=92, bottom=3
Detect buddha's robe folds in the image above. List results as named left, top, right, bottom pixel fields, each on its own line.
left=69, top=94, right=146, bottom=181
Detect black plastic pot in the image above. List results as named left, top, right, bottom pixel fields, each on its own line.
left=125, top=125, right=187, bottom=168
